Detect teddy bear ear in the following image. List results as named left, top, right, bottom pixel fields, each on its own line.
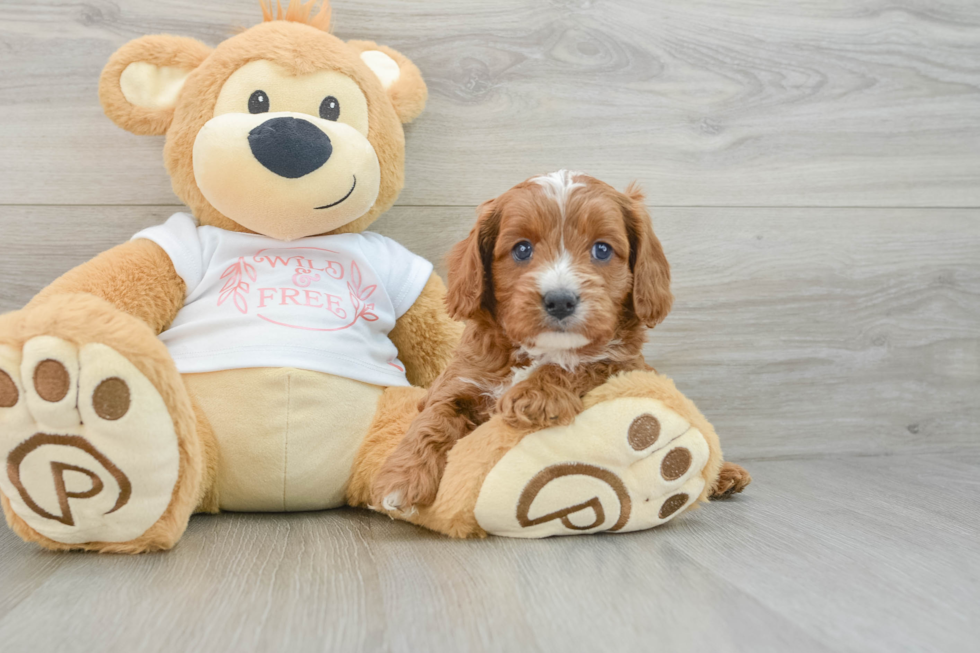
left=347, top=40, right=428, bottom=124
left=99, top=35, right=212, bottom=136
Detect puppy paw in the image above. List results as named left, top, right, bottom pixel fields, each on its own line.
left=499, top=383, right=582, bottom=430
left=371, top=453, right=443, bottom=514
left=711, top=462, right=752, bottom=498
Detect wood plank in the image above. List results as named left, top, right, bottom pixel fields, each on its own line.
left=355, top=205, right=980, bottom=460
left=0, top=528, right=71, bottom=621
left=0, top=206, right=177, bottom=306
left=640, top=207, right=980, bottom=460
left=0, top=453, right=975, bottom=652
left=0, top=205, right=977, bottom=459
left=661, top=452, right=980, bottom=653
left=1, top=0, right=980, bottom=206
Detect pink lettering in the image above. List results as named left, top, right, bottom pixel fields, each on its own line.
left=280, top=288, right=301, bottom=306
left=254, top=254, right=305, bottom=268
left=258, top=288, right=276, bottom=308
left=304, top=290, right=323, bottom=308
left=324, top=294, right=346, bottom=318
left=291, top=268, right=321, bottom=287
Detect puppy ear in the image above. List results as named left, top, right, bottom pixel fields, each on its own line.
left=446, top=200, right=500, bottom=321
left=99, top=35, right=212, bottom=136
left=347, top=40, right=428, bottom=124
left=623, top=183, right=673, bottom=327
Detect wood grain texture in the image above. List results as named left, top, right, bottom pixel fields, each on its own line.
left=1, top=204, right=976, bottom=459
left=0, top=453, right=976, bottom=653
left=1, top=0, right=980, bottom=206
left=0, top=1, right=978, bottom=651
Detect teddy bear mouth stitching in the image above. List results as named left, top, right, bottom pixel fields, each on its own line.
left=315, top=175, right=357, bottom=210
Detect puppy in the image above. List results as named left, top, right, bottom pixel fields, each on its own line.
left=372, top=171, right=673, bottom=513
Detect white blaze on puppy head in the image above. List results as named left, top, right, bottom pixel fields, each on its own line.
left=534, top=250, right=584, bottom=299
left=446, top=171, right=674, bottom=367
left=531, top=170, right=586, bottom=224
left=529, top=172, right=591, bottom=343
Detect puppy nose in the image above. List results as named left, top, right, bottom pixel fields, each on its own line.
left=248, top=117, right=332, bottom=179
left=543, top=290, right=579, bottom=320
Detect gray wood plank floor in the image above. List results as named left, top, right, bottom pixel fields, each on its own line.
left=0, top=1, right=978, bottom=652
left=1, top=454, right=976, bottom=653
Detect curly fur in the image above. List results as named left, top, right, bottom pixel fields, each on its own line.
left=371, top=173, right=675, bottom=510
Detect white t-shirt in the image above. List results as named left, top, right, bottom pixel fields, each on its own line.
left=133, top=213, right=433, bottom=387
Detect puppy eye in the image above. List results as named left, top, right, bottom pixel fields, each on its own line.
left=512, top=240, right=534, bottom=262
left=320, top=96, right=341, bottom=121
left=592, top=242, right=613, bottom=262
left=248, top=90, right=270, bottom=114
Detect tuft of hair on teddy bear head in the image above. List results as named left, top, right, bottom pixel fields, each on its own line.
left=98, top=0, right=427, bottom=241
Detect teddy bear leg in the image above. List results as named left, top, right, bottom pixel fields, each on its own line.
left=471, top=370, right=733, bottom=538
left=0, top=294, right=211, bottom=552
left=190, top=400, right=221, bottom=515
left=421, top=370, right=736, bottom=539
left=352, top=371, right=743, bottom=539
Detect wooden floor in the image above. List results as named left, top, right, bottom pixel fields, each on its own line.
left=1, top=453, right=977, bottom=653
left=0, top=1, right=978, bottom=651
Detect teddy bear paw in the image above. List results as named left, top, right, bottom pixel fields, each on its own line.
left=0, top=337, right=180, bottom=545
left=474, top=397, right=710, bottom=538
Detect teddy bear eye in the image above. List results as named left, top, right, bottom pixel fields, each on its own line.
left=592, top=242, right=613, bottom=262
left=248, top=90, right=269, bottom=114
left=512, top=241, right=533, bottom=262
left=319, top=96, right=341, bottom=121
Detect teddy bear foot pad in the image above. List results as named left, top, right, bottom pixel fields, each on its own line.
left=475, top=397, right=709, bottom=538
left=0, top=337, right=180, bottom=544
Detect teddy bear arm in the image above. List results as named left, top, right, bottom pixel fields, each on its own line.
left=389, top=272, right=464, bottom=388
left=28, top=239, right=186, bottom=334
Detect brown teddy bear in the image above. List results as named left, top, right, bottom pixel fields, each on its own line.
left=0, top=1, right=747, bottom=552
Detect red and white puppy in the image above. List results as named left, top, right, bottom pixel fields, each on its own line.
left=372, top=171, right=673, bottom=512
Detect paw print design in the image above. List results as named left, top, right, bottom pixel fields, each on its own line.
left=475, top=397, right=710, bottom=537
left=0, top=337, right=180, bottom=544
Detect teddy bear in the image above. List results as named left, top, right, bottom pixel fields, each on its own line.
left=0, top=0, right=748, bottom=553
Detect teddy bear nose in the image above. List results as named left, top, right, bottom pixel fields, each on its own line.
left=248, top=117, right=332, bottom=179
left=543, top=290, right=579, bottom=320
